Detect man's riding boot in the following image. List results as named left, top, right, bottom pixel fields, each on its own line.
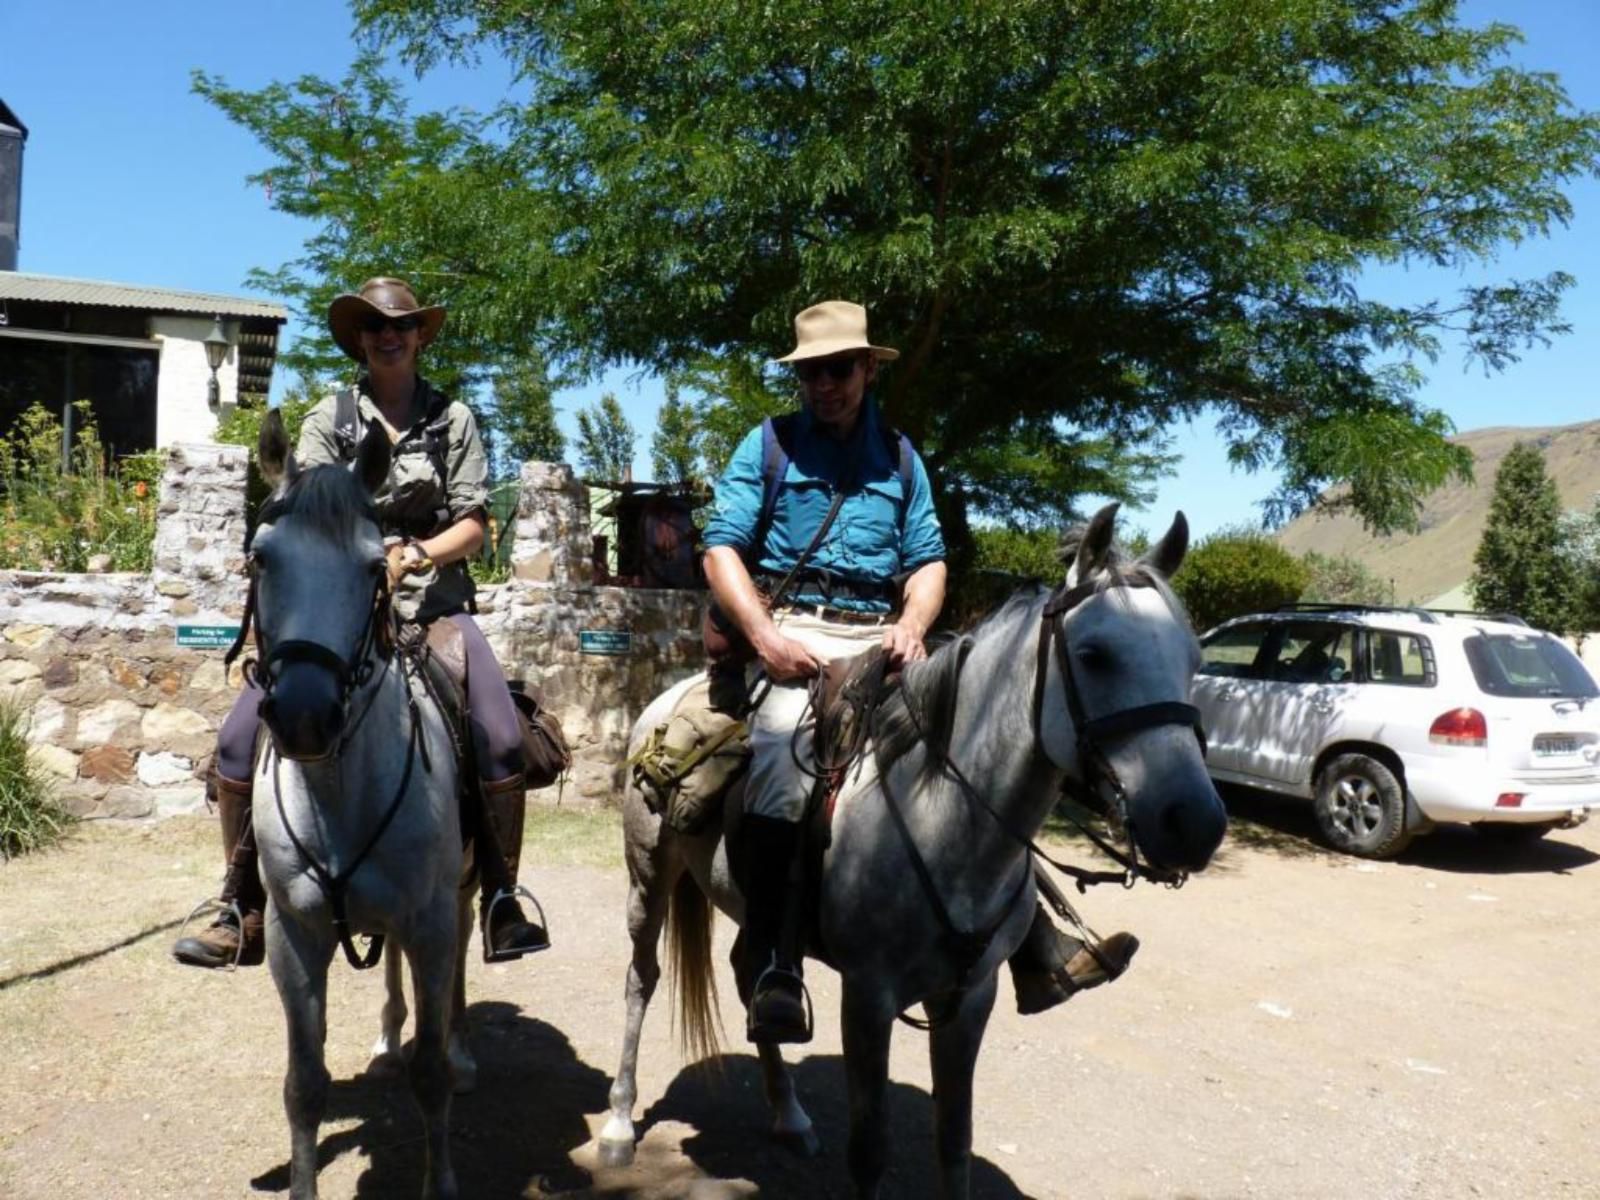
left=1008, top=902, right=1139, bottom=1015
left=172, top=770, right=266, bottom=969
left=477, top=773, right=551, bottom=961
left=738, top=814, right=811, bottom=1044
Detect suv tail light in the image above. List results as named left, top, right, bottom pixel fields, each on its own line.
left=1430, top=707, right=1487, bottom=747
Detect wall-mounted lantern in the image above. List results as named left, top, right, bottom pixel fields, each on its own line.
left=203, top=315, right=231, bottom=411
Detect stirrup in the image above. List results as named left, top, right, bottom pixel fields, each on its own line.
left=173, top=896, right=248, bottom=972
left=747, top=958, right=814, bottom=1043
left=481, top=884, right=552, bottom=963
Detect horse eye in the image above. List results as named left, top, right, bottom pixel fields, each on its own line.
left=1076, top=645, right=1112, bottom=670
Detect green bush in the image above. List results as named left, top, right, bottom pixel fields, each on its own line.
left=0, top=403, right=160, bottom=572
left=1171, top=528, right=1309, bottom=633
left=1301, top=551, right=1391, bottom=607
left=0, top=698, right=73, bottom=859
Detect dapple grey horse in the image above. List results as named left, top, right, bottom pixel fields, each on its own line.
left=249, top=411, right=474, bottom=1200
left=599, top=504, right=1227, bottom=1199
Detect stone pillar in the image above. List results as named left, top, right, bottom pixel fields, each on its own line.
left=513, top=461, right=592, bottom=586
left=151, top=442, right=249, bottom=619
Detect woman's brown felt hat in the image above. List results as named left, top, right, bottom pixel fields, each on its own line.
left=327, top=277, right=447, bottom=363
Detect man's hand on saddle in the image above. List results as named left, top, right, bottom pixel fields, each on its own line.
left=881, top=620, right=928, bottom=668
left=753, top=627, right=823, bottom=682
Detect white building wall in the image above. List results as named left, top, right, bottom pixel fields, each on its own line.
left=151, top=315, right=240, bottom=447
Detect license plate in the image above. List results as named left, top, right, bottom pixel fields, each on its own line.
left=1535, top=736, right=1579, bottom=756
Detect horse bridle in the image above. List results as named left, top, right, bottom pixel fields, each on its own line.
left=225, top=496, right=394, bottom=754
left=1030, top=571, right=1205, bottom=885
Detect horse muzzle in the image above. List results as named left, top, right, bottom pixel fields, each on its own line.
left=1114, top=725, right=1228, bottom=874
left=260, top=661, right=347, bottom=762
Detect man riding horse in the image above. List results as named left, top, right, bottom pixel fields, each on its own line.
left=703, top=300, right=1139, bottom=1044
left=173, top=277, right=550, bottom=970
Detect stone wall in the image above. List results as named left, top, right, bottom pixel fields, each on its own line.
left=1, top=451, right=707, bottom=819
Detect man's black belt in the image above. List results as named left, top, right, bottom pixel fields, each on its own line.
left=754, top=570, right=897, bottom=605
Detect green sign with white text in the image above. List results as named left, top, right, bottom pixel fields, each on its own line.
left=579, top=629, right=633, bottom=656
left=175, top=624, right=241, bottom=649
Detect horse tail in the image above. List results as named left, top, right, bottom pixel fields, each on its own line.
left=666, top=869, right=723, bottom=1064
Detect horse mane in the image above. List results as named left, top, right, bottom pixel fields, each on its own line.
left=872, top=585, right=1047, bottom=791
left=268, top=464, right=380, bottom=549
left=869, top=519, right=1191, bottom=792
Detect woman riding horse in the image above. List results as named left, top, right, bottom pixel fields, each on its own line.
left=173, top=276, right=549, bottom=969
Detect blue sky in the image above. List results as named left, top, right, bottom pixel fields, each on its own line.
left=5, top=0, right=1596, bottom=539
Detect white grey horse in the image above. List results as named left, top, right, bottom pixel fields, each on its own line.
left=599, top=504, right=1227, bottom=1199
left=249, top=410, right=473, bottom=1200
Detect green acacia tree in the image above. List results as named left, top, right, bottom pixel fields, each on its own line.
left=197, top=1, right=1600, bottom=555
left=1470, top=442, right=1579, bottom=633
left=575, top=394, right=636, bottom=482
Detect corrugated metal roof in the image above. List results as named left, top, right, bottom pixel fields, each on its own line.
left=0, top=271, right=287, bottom=320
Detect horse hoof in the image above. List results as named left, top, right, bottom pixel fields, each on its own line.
left=596, top=1137, right=636, bottom=1168
left=773, top=1126, right=821, bottom=1158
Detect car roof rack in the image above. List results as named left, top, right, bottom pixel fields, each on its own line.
left=1422, top=608, right=1530, bottom=628
left=1275, top=602, right=1439, bottom=624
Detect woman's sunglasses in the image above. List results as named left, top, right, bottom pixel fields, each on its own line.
left=359, top=314, right=423, bottom=335
left=794, top=356, right=863, bottom=383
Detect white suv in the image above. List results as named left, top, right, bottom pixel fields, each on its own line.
left=1192, top=604, right=1600, bottom=857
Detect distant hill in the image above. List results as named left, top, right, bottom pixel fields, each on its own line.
left=1274, top=420, right=1600, bottom=605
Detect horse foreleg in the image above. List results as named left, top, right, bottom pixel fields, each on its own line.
left=841, top=982, right=896, bottom=1200
left=448, top=886, right=476, bottom=1094
left=405, top=917, right=460, bottom=1200
left=598, top=864, right=671, bottom=1168
left=927, top=973, right=998, bottom=1200
left=366, top=940, right=409, bottom=1080
left=266, top=905, right=335, bottom=1200
left=758, top=1041, right=820, bottom=1156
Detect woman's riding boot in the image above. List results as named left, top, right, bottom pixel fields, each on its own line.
left=477, top=773, right=551, bottom=961
left=1008, top=902, right=1140, bottom=1015
left=172, top=770, right=266, bottom=969
left=739, top=814, right=811, bottom=1044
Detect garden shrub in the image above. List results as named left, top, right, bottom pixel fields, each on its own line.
left=0, top=698, right=73, bottom=859
left=0, top=402, right=160, bottom=572
left=1170, top=528, right=1309, bottom=633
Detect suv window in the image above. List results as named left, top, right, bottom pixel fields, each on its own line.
left=1462, top=633, right=1600, bottom=699
left=1200, top=622, right=1269, bottom=678
left=1364, top=629, right=1434, bottom=686
left=1265, top=622, right=1356, bottom=684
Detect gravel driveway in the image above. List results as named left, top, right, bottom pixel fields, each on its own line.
left=2, top=794, right=1597, bottom=1199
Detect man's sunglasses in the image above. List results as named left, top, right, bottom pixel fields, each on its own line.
left=794, top=356, right=862, bottom=383
left=359, top=314, right=423, bottom=335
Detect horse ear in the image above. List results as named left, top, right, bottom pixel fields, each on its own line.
left=1141, top=511, right=1189, bottom=578
left=353, top=422, right=392, bottom=498
left=1074, top=502, right=1121, bottom=580
left=258, top=407, right=297, bottom=487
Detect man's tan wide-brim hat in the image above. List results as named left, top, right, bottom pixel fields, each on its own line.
left=328, top=277, right=447, bottom=363
left=774, top=300, right=900, bottom=363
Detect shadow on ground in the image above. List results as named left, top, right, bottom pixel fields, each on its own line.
left=250, top=1001, right=609, bottom=1198
left=634, top=1052, right=1036, bottom=1200
left=1212, top=783, right=1600, bottom=876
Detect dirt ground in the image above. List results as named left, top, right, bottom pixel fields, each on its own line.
left=2, top=791, right=1599, bottom=1200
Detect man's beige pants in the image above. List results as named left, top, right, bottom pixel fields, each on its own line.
left=745, top=608, right=888, bottom=822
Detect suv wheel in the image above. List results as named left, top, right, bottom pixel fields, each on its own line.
left=1313, top=753, right=1414, bottom=859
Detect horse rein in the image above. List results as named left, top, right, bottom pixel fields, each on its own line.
left=879, top=575, right=1203, bottom=1030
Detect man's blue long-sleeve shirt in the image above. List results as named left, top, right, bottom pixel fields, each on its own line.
left=702, top=401, right=945, bottom=613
